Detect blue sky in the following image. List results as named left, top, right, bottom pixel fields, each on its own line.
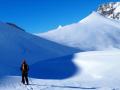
left=0, top=0, right=119, bottom=33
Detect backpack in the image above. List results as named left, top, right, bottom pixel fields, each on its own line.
left=22, top=63, right=28, bottom=73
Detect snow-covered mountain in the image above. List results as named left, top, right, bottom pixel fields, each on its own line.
left=97, top=2, right=120, bottom=20
left=0, top=21, right=79, bottom=78
left=39, top=12, right=120, bottom=51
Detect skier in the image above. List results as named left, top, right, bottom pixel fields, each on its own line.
left=20, top=59, right=29, bottom=85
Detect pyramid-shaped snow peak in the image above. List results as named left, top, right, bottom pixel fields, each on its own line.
left=39, top=12, right=120, bottom=51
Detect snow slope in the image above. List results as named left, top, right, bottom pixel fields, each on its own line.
left=39, top=12, right=120, bottom=51
left=0, top=22, right=79, bottom=79
left=1, top=50, right=120, bottom=90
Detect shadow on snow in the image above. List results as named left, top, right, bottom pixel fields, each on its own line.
left=29, top=55, right=79, bottom=79
left=29, top=84, right=98, bottom=89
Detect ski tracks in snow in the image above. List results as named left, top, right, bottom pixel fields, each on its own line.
left=1, top=82, right=119, bottom=90
left=24, top=83, right=99, bottom=90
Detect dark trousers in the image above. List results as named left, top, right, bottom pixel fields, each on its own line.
left=22, top=72, right=29, bottom=85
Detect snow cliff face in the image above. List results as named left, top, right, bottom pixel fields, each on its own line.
left=39, top=12, right=120, bottom=51
left=97, top=2, right=120, bottom=20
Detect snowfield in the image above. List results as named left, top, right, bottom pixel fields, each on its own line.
left=1, top=50, right=120, bottom=90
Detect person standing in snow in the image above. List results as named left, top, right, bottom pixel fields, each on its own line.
left=20, top=59, right=29, bottom=85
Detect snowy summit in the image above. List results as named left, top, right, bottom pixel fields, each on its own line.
left=97, top=2, right=120, bottom=20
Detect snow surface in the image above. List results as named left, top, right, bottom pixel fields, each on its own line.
left=39, top=12, right=120, bottom=51
left=1, top=50, right=120, bottom=90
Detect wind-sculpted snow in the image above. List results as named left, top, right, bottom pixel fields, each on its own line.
left=39, top=12, right=120, bottom=51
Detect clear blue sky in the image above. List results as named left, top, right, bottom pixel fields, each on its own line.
left=0, top=0, right=119, bottom=33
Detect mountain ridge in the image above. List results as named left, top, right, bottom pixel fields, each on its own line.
left=39, top=12, right=120, bottom=51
